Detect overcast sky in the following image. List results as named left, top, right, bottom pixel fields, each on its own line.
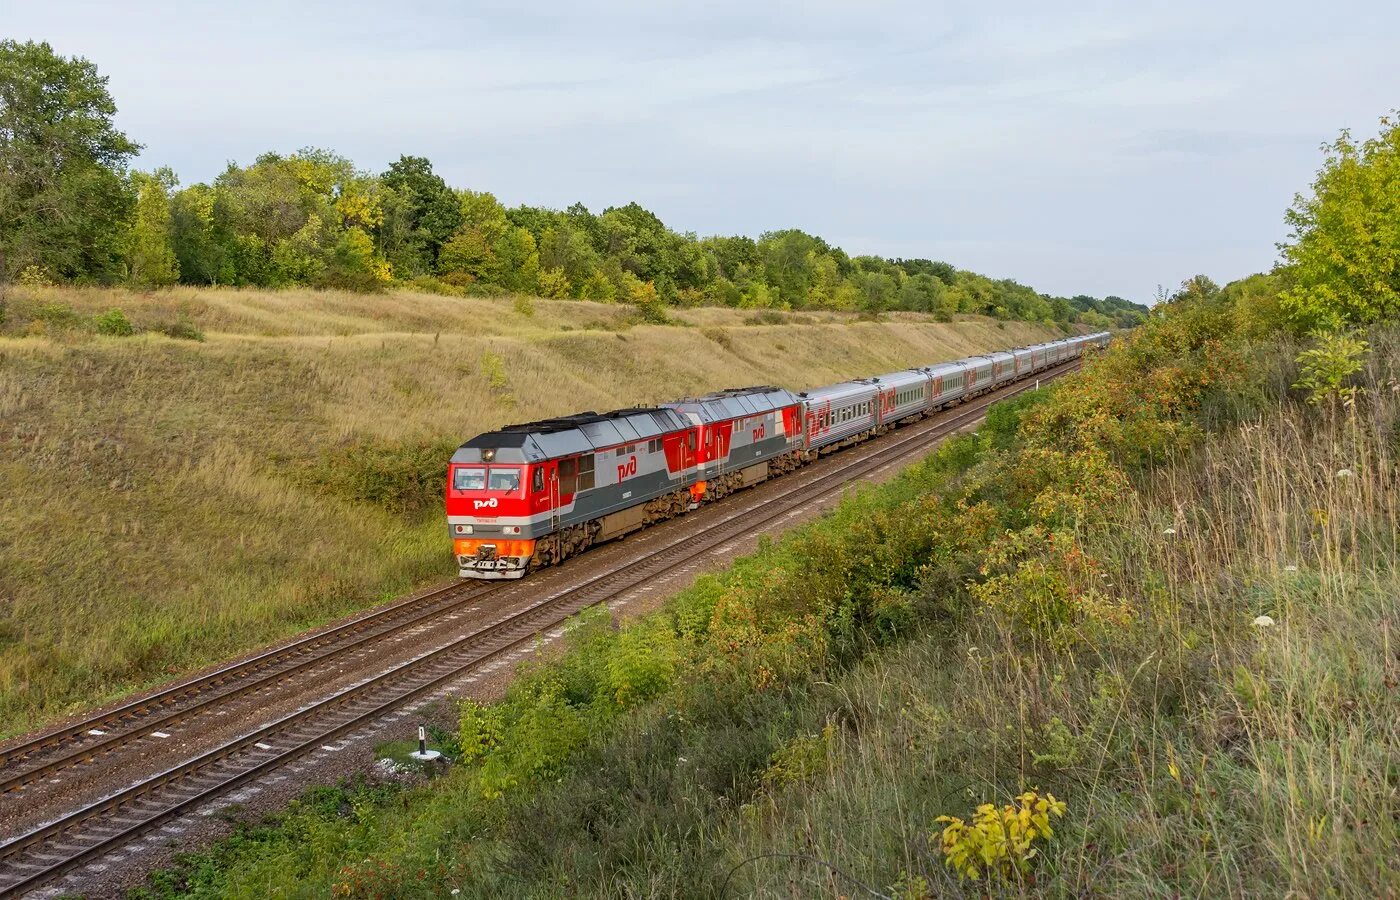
left=8, top=0, right=1398, bottom=301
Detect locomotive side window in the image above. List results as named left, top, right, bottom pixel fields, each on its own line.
left=453, top=467, right=486, bottom=491
left=532, top=468, right=544, bottom=493
left=578, top=453, right=596, bottom=491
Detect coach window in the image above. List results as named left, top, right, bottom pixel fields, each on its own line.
left=578, top=453, right=596, bottom=491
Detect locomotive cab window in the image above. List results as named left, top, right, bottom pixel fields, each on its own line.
left=532, top=468, right=545, bottom=493
left=489, top=468, right=520, bottom=492
left=453, top=467, right=486, bottom=492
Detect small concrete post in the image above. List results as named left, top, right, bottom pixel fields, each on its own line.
left=409, top=722, right=441, bottom=763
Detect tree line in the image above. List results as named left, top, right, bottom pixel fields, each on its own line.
left=3, top=39, right=1148, bottom=327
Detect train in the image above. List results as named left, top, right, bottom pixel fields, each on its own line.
left=445, top=332, right=1111, bottom=579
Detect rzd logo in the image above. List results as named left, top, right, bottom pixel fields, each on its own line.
left=751, top=423, right=765, bottom=442
left=616, top=456, right=637, bottom=481
left=472, top=498, right=498, bottom=510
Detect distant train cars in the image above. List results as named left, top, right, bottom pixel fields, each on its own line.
left=446, top=331, right=1111, bottom=579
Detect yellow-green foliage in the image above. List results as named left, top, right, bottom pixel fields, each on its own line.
left=761, top=723, right=836, bottom=789
left=934, top=790, right=1067, bottom=881
left=1280, top=113, right=1400, bottom=331
left=1294, top=331, right=1369, bottom=406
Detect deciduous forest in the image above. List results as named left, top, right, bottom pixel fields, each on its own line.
left=0, top=39, right=1145, bottom=329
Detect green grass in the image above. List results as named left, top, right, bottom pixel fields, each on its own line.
left=0, top=283, right=1070, bottom=737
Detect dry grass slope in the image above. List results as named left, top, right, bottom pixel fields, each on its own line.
left=0, top=284, right=1072, bottom=736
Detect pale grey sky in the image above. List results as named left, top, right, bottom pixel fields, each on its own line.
left=7, top=0, right=1398, bottom=301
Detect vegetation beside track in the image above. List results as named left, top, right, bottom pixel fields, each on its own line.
left=0, top=286, right=1068, bottom=737
left=132, top=269, right=1400, bottom=896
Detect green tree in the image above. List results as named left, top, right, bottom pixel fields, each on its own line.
left=326, top=225, right=390, bottom=291
left=459, top=190, right=510, bottom=242
left=438, top=227, right=495, bottom=283
left=126, top=168, right=180, bottom=287
left=170, top=183, right=232, bottom=284
left=759, top=229, right=823, bottom=307
left=379, top=155, right=461, bottom=276
left=0, top=40, right=139, bottom=281
left=490, top=226, right=540, bottom=292
left=1280, top=114, right=1400, bottom=331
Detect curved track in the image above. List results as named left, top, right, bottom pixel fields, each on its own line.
left=0, top=361, right=1078, bottom=898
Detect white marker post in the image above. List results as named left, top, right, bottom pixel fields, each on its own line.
left=409, top=723, right=441, bottom=763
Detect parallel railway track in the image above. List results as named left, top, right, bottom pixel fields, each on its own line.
left=0, top=361, right=1078, bottom=898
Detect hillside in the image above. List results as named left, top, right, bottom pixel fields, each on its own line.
left=0, top=284, right=1075, bottom=736
left=125, top=299, right=1400, bottom=900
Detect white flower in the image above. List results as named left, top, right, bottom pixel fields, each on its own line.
left=1162, top=527, right=1177, bottom=536
left=1284, top=565, right=1298, bottom=572
left=1335, top=468, right=1354, bottom=478
left=1252, top=615, right=1276, bottom=628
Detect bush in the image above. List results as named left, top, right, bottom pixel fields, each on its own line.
left=33, top=302, right=83, bottom=329
left=297, top=437, right=458, bottom=518
left=93, top=308, right=135, bottom=336
left=156, top=317, right=206, bottom=342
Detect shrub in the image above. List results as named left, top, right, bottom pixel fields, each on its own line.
left=17, top=265, right=55, bottom=287
left=298, top=437, right=457, bottom=518
left=1294, top=331, right=1369, bottom=406
left=93, top=308, right=135, bottom=336
left=33, top=302, right=83, bottom=329
left=480, top=351, right=509, bottom=392
left=156, top=317, right=206, bottom=342
left=934, top=791, right=1067, bottom=882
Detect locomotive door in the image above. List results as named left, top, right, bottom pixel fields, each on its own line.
left=548, top=463, right=561, bottom=559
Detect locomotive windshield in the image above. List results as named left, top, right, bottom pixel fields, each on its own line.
left=452, top=465, right=523, bottom=493
left=488, top=468, right=521, bottom=492
left=453, top=466, right=486, bottom=491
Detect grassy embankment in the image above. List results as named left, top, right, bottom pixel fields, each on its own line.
left=0, top=284, right=1070, bottom=737
left=129, top=293, right=1400, bottom=897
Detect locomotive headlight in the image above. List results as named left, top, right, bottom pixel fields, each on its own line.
left=503, top=525, right=521, bottom=535
left=455, top=524, right=473, bottom=535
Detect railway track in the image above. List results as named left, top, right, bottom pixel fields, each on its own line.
left=0, top=361, right=1077, bottom=898
left=0, top=580, right=505, bottom=795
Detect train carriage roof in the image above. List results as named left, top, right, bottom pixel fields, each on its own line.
left=923, top=360, right=970, bottom=378
left=665, top=385, right=802, bottom=424
left=800, top=380, right=880, bottom=404
left=863, top=369, right=930, bottom=390
left=452, top=406, right=692, bottom=464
